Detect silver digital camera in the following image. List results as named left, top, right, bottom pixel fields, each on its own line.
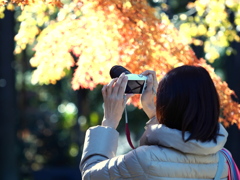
left=110, top=65, right=147, bottom=94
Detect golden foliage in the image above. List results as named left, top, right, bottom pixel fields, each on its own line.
left=10, top=0, right=240, bottom=128
left=14, top=2, right=57, bottom=54
left=178, top=0, right=240, bottom=63
left=0, top=0, right=63, bottom=8
left=0, top=0, right=62, bottom=18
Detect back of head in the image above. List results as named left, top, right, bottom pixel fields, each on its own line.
left=156, top=65, right=220, bottom=142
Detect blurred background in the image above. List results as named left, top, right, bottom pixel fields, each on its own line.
left=0, top=0, right=240, bottom=179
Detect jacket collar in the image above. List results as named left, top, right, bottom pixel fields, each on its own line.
left=140, top=122, right=228, bottom=155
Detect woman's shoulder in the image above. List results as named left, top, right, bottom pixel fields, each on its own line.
left=133, top=144, right=178, bottom=158
left=127, top=145, right=167, bottom=166
left=131, top=144, right=220, bottom=165
left=121, top=145, right=160, bottom=175
left=124, top=145, right=227, bottom=179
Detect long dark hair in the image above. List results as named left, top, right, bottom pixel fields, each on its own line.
left=156, top=65, right=220, bottom=142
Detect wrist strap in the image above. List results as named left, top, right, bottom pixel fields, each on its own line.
left=124, top=107, right=135, bottom=149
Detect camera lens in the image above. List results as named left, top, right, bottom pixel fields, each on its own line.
left=110, top=65, right=131, bottom=78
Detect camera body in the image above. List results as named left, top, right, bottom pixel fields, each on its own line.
left=110, top=65, right=147, bottom=94
left=125, top=74, right=147, bottom=94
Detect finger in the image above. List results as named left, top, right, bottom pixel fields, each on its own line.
left=111, top=73, right=127, bottom=96
left=141, top=70, right=158, bottom=92
left=142, top=70, right=157, bottom=81
left=112, top=73, right=124, bottom=95
left=141, top=70, right=155, bottom=76
left=123, top=94, right=127, bottom=104
left=150, top=71, right=157, bottom=83
left=117, top=75, right=128, bottom=96
left=145, top=74, right=153, bottom=92
left=106, top=78, right=118, bottom=95
left=102, top=85, right=107, bottom=99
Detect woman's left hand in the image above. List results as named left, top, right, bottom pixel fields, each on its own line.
left=140, top=70, right=158, bottom=119
left=101, top=73, right=130, bottom=129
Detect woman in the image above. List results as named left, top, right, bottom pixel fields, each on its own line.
left=80, top=65, right=229, bottom=180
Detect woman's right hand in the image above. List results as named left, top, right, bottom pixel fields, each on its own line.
left=141, top=70, right=158, bottom=119
left=101, top=73, right=129, bottom=129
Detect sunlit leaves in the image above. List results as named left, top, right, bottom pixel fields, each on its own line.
left=0, top=0, right=63, bottom=20
left=0, top=1, right=15, bottom=18
left=0, top=0, right=63, bottom=8
left=12, top=0, right=240, bottom=128
left=14, top=2, right=58, bottom=54
left=177, top=0, right=240, bottom=63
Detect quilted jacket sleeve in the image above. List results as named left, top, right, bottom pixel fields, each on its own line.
left=80, top=126, right=147, bottom=180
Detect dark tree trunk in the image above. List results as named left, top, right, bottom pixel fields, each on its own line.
left=0, top=10, right=18, bottom=180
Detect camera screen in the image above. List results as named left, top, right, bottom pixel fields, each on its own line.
left=125, top=80, right=145, bottom=94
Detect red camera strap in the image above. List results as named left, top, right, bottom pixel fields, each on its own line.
left=125, top=123, right=135, bottom=149
left=124, top=107, right=135, bottom=149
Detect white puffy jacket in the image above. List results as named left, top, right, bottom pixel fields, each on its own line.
left=80, top=118, right=229, bottom=180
